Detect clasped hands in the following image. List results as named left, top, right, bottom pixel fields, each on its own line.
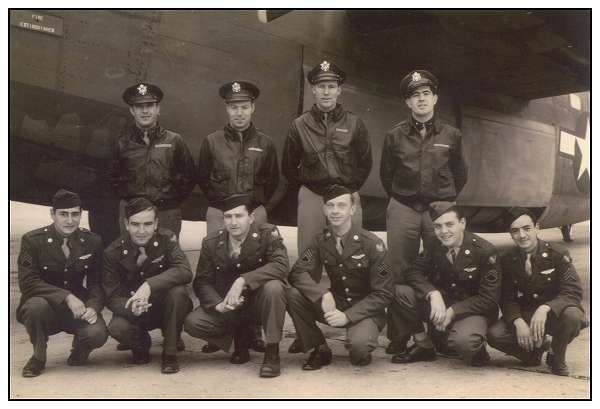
left=321, top=292, right=349, bottom=327
left=125, top=282, right=152, bottom=316
left=216, top=277, right=247, bottom=313
left=428, top=290, right=454, bottom=331
left=65, top=293, right=98, bottom=324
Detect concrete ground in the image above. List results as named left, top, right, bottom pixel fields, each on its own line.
left=8, top=202, right=590, bottom=399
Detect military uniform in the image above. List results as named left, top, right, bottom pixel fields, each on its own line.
left=103, top=227, right=192, bottom=356
left=390, top=231, right=501, bottom=364
left=109, top=83, right=196, bottom=237
left=282, top=61, right=372, bottom=261
left=488, top=240, right=587, bottom=366
left=184, top=222, right=289, bottom=352
left=17, top=224, right=108, bottom=364
left=381, top=70, right=468, bottom=345
left=286, top=224, right=394, bottom=365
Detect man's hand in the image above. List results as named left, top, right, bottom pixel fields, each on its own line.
left=514, top=318, right=534, bottom=352
left=224, top=277, right=246, bottom=308
left=436, top=307, right=455, bottom=332
left=81, top=307, right=98, bottom=324
left=321, top=292, right=336, bottom=313
left=215, top=300, right=240, bottom=314
left=125, top=282, right=152, bottom=312
left=65, top=294, right=86, bottom=319
left=131, top=299, right=152, bottom=316
left=530, top=305, right=550, bottom=345
left=428, top=290, right=447, bottom=326
left=324, top=309, right=349, bottom=327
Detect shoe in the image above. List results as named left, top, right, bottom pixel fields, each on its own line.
left=259, top=344, right=281, bottom=378
left=302, top=346, right=332, bottom=370
left=116, top=342, right=131, bottom=351
left=22, top=356, right=45, bottom=378
left=546, top=352, right=555, bottom=367
left=522, top=337, right=551, bottom=366
left=385, top=342, right=406, bottom=355
left=230, top=349, right=250, bottom=364
left=471, top=346, right=491, bottom=367
left=132, top=349, right=150, bottom=364
left=176, top=338, right=186, bottom=352
left=551, top=360, right=570, bottom=377
left=288, top=338, right=302, bottom=354
left=161, top=353, right=179, bottom=374
left=352, top=353, right=372, bottom=366
left=67, top=346, right=91, bottom=366
left=202, top=343, right=221, bottom=353
left=392, top=344, right=436, bottom=364
left=250, top=338, right=266, bottom=353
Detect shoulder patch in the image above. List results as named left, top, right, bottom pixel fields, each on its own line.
left=20, top=252, right=33, bottom=268
left=376, top=242, right=385, bottom=252
left=563, top=254, right=572, bottom=264
left=488, top=255, right=497, bottom=265
left=271, top=228, right=280, bottom=239
left=171, top=235, right=177, bottom=242
left=301, top=248, right=314, bottom=263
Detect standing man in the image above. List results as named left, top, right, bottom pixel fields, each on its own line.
left=282, top=60, right=372, bottom=265
left=103, top=198, right=193, bottom=374
left=184, top=194, right=289, bottom=378
left=381, top=70, right=468, bottom=353
left=488, top=208, right=587, bottom=376
left=286, top=185, right=394, bottom=369
left=197, top=81, right=279, bottom=235
left=197, top=81, right=279, bottom=353
left=17, top=189, right=108, bottom=377
left=388, top=202, right=501, bottom=366
left=110, top=82, right=196, bottom=238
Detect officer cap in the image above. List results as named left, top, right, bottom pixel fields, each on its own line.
left=219, top=81, right=260, bottom=103
left=51, top=189, right=81, bottom=209
left=122, top=83, right=164, bottom=105
left=323, top=184, right=353, bottom=203
left=400, top=70, right=438, bottom=98
left=429, top=201, right=459, bottom=222
left=505, top=207, right=538, bottom=225
left=220, top=194, right=257, bottom=213
left=125, top=197, right=155, bottom=219
left=307, top=60, right=346, bottom=85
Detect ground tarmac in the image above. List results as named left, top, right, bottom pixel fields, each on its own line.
left=8, top=202, right=590, bottom=399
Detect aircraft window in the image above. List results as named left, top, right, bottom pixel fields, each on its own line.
left=559, top=130, right=576, bottom=156
left=569, top=94, right=582, bottom=110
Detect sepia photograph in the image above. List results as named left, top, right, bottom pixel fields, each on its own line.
left=8, top=8, right=590, bottom=399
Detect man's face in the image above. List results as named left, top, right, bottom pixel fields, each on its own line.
left=433, top=211, right=466, bottom=249
left=312, top=81, right=341, bottom=112
left=405, top=86, right=438, bottom=119
left=226, top=101, right=255, bottom=131
left=129, top=102, right=160, bottom=129
left=51, top=206, right=82, bottom=236
left=126, top=208, right=158, bottom=246
left=323, top=194, right=355, bottom=227
left=509, top=214, right=539, bottom=253
left=224, top=205, right=254, bottom=240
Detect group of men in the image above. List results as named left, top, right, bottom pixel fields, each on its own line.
left=17, top=61, right=587, bottom=381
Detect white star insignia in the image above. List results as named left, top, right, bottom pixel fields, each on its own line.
left=575, top=118, right=590, bottom=180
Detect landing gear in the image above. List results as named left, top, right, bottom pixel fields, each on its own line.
left=560, top=224, right=573, bottom=243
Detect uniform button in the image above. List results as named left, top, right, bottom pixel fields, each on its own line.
left=159, top=265, right=163, bottom=269
left=236, top=263, right=241, bottom=268
left=63, top=281, right=68, bottom=286
left=357, top=263, right=362, bottom=267
left=252, top=233, right=258, bottom=238
left=140, top=272, right=144, bottom=276
left=84, top=265, right=88, bottom=269
left=542, top=252, right=548, bottom=258
left=342, top=276, right=347, bottom=280
left=216, top=266, right=220, bottom=270
left=64, top=268, right=68, bottom=272
left=347, top=297, right=352, bottom=302
left=513, top=280, right=517, bottom=284
left=353, top=235, right=359, bottom=241
left=468, top=275, right=472, bottom=279
left=465, top=250, right=471, bottom=255
left=338, top=264, right=343, bottom=268
left=47, top=238, right=53, bottom=243
left=547, top=277, right=551, bottom=281
left=533, top=293, right=538, bottom=299
left=153, top=241, right=159, bottom=247
left=258, top=258, right=262, bottom=263
left=451, top=283, right=456, bottom=287
left=43, top=266, right=48, bottom=270
left=345, top=288, right=349, bottom=292
left=324, top=260, right=328, bottom=264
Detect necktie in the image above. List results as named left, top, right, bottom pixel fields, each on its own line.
left=136, top=247, right=147, bottom=267
left=231, top=242, right=241, bottom=259
left=525, top=253, right=533, bottom=276
left=448, top=248, right=457, bottom=264
left=336, top=236, right=344, bottom=255
left=142, top=131, right=150, bottom=145
left=61, top=237, right=70, bottom=259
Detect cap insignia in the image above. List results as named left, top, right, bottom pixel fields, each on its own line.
left=320, top=61, right=330, bottom=72
left=232, top=82, right=241, bottom=93
left=411, top=72, right=421, bottom=82
left=137, top=84, right=148, bottom=96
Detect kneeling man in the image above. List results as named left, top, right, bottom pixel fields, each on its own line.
left=286, top=185, right=394, bottom=369
left=184, top=194, right=289, bottom=378
left=488, top=208, right=588, bottom=376
left=17, top=189, right=108, bottom=377
left=389, top=201, right=501, bottom=366
left=103, top=198, right=192, bottom=374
